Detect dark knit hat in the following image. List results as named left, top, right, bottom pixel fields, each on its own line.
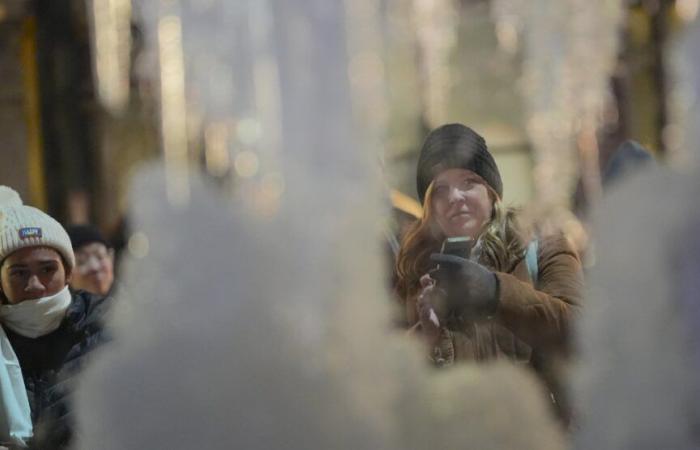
left=65, top=224, right=109, bottom=251
left=416, top=123, right=502, bottom=204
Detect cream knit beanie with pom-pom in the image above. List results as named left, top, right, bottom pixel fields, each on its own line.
left=0, top=186, right=75, bottom=270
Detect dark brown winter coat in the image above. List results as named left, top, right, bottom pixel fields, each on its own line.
left=404, top=232, right=583, bottom=419
left=405, top=232, right=582, bottom=360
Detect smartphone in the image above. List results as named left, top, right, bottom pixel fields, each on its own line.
left=440, top=236, right=473, bottom=259
left=432, top=236, right=473, bottom=278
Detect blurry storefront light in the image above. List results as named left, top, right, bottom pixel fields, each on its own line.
left=663, top=124, right=684, bottom=153
left=344, top=0, right=388, bottom=156
left=89, top=0, right=132, bottom=114
left=204, top=122, right=231, bottom=176
left=236, top=118, right=262, bottom=145
left=495, top=20, right=519, bottom=54
left=247, top=172, right=285, bottom=218
left=234, top=150, right=260, bottom=178
left=252, top=58, right=283, bottom=161
left=158, top=14, right=190, bottom=206
left=413, top=0, right=457, bottom=128
left=260, top=172, right=285, bottom=200
left=677, top=0, right=700, bottom=22
left=493, top=0, right=623, bottom=220
left=128, top=231, right=150, bottom=259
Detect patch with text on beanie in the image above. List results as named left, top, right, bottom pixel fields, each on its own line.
left=416, top=123, right=503, bottom=204
left=18, top=227, right=43, bottom=239
left=0, top=186, right=75, bottom=270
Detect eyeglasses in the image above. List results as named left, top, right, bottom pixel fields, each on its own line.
left=75, top=248, right=114, bottom=268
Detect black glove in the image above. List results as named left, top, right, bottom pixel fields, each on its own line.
left=429, top=253, right=499, bottom=318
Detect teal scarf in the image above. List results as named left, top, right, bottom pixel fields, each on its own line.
left=0, top=324, right=32, bottom=447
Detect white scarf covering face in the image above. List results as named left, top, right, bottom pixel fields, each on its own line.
left=0, top=285, right=72, bottom=445
left=0, top=285, right=71, bottom=339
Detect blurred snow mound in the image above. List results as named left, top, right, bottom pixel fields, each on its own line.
left=574, top=166, right=700, bottom=450
left=75, top=166, right=564, bottom=450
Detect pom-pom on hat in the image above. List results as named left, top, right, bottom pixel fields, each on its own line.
left=416, top=124, right=503, bottom=204
left=0, top=186, right=75, bottom=270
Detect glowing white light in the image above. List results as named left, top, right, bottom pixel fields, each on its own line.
left=128, top=231, right=150, bottom=259
left=677, top=0, right=700, bottom=22
left=234, top=151, right=260, bottom=178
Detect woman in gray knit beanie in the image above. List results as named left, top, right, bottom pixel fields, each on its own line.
left=395, top=124, right=584, bottom=423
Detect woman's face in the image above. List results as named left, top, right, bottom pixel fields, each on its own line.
left=430, top=168, right=494, bottom=239
left=0, top=246, right=70, bottom=304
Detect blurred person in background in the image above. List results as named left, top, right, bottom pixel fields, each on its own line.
left=65, top=225, right=115, bottom=297
left=395, top=124, right=584, bottom=422
left=601, top=139, right=654, bottom=189
left=571, top=139, right=655, bottom=265
left=0, top=187, right=109, bottom=449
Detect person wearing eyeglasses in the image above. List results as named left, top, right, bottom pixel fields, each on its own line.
left=65, top=225, right=115, bottom=297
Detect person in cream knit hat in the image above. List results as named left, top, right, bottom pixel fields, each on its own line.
left=0, top=186, right=74, bottom=274
left=0, top=186, right=108, bottom=449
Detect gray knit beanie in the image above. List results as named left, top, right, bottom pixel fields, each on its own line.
left=0, top=186, right=75, bottom=270
left=416, top=124, right=503, bottom=204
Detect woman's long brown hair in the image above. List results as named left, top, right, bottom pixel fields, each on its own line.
left=395, top=180, right=527, bottom=302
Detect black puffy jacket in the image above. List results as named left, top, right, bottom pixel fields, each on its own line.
left=4, top=291, right=110, bottom=449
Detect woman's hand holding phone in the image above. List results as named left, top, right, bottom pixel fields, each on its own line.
left=417, top=274, right=445, bottom=347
